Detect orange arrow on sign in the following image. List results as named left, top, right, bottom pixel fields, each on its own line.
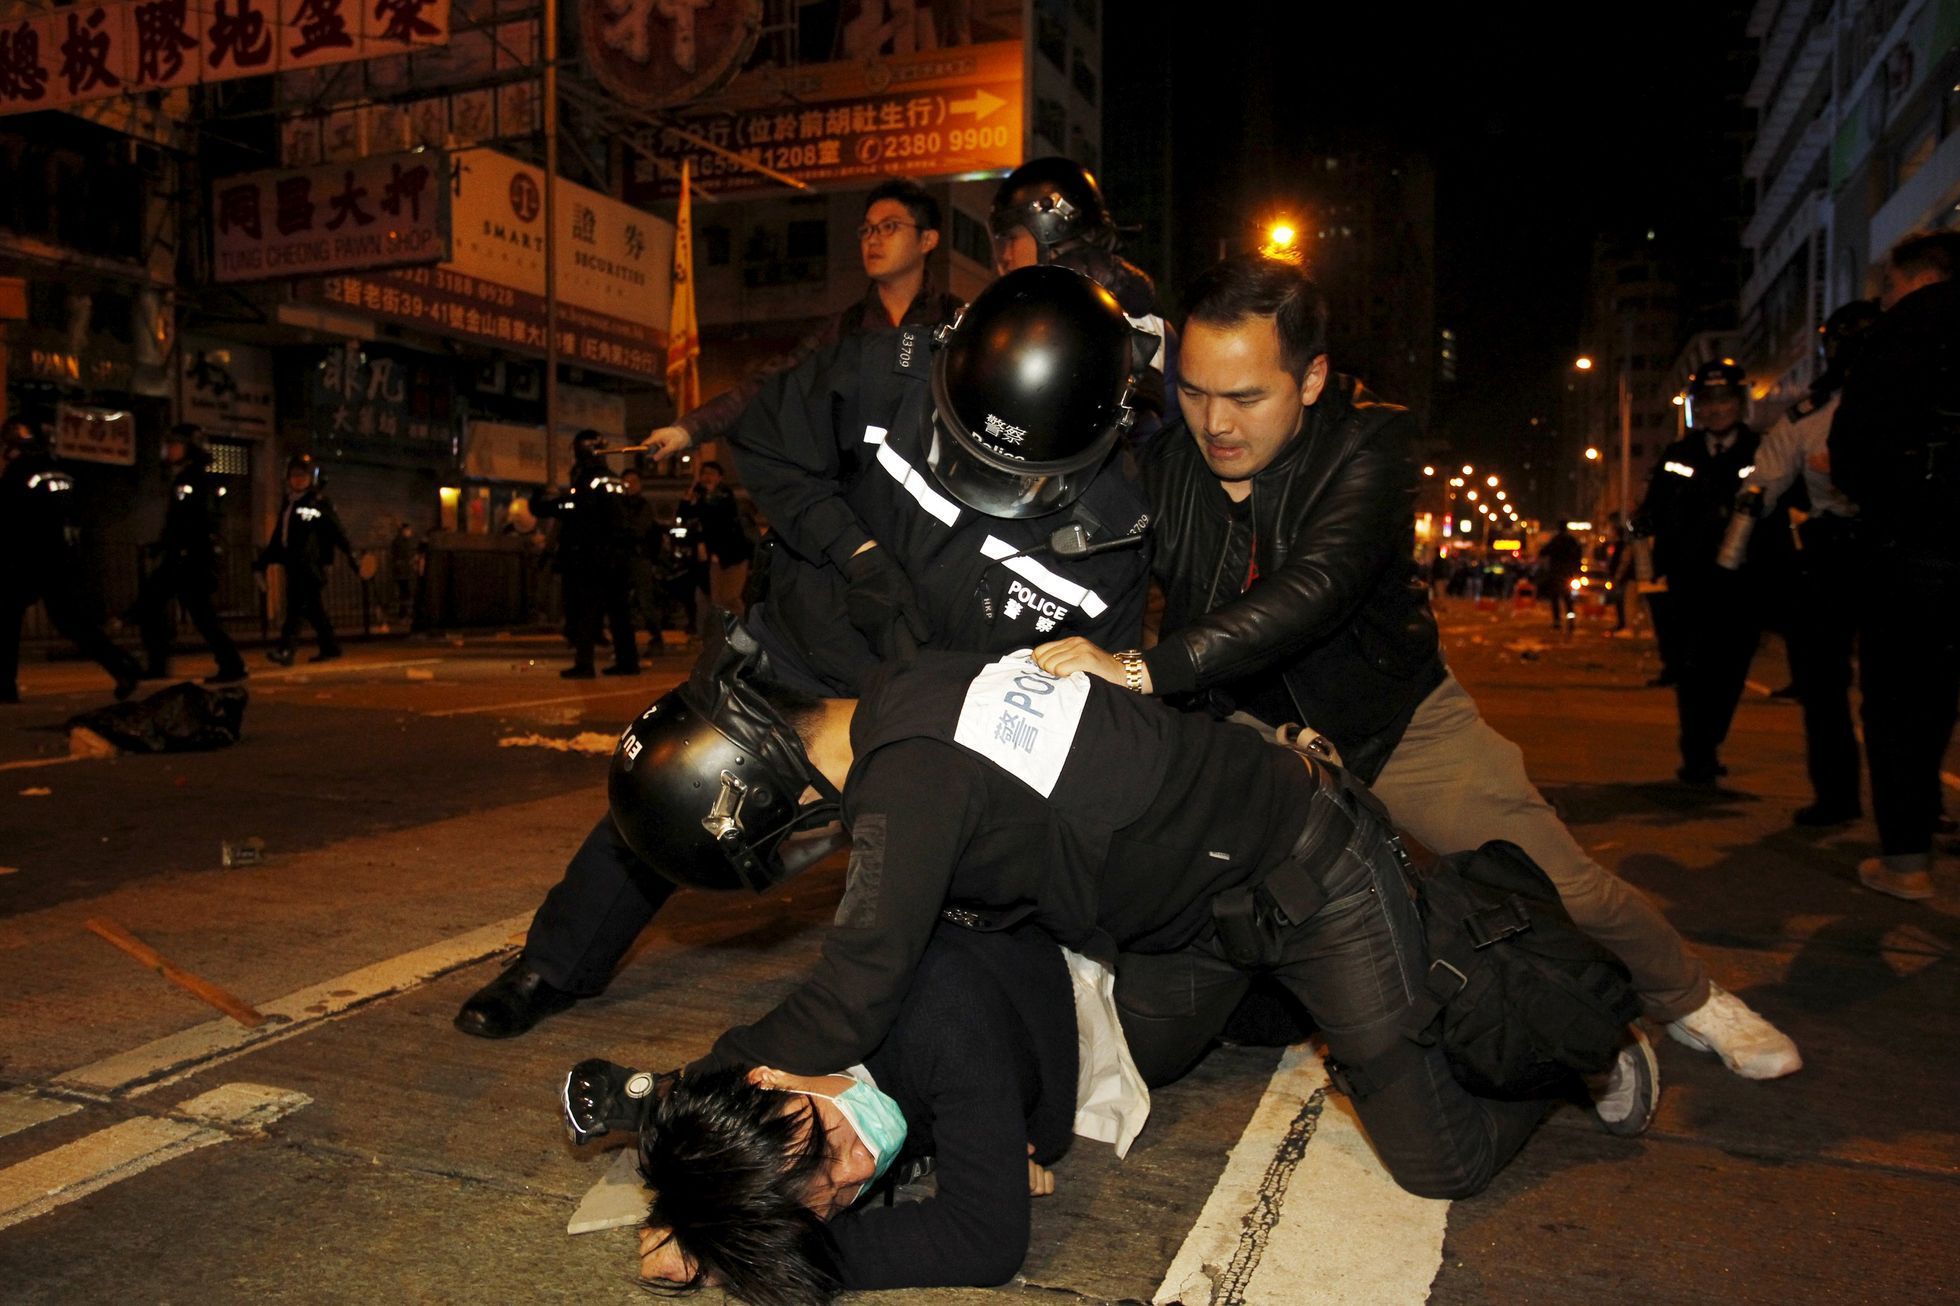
left=950, top=88, right=1007, bottom=121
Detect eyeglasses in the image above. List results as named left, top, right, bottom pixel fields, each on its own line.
left=857, top=218, right=923, bottom=242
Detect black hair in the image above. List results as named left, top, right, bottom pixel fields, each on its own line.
left=1887, top=229, right=1960, bottom=284
left=1181, top=253, right=1331, bottom=381
left=637, top=1065, right=841, bottom=1306
left=864, top=178, right=941, bottom=234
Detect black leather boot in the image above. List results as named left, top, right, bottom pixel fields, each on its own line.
left=453, top=958, right=579, bottom=1039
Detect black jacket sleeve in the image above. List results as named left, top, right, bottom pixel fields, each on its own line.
left=823, top=970, right=1033, bottom=1288
left=725, top=336, right=877, bottom=570
left=1142, top=408, right=1418, bottom=694
left=693, top=742, right=979, bottom=1076
left=678, top=314, right=845, bottom=445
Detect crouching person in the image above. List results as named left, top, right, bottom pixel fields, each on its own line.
left=622, top=922, right=1076, bottom=1303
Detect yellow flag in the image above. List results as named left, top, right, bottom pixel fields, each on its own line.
left=666, top=160, right=701, bottom=417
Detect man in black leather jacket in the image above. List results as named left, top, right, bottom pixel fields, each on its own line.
left=1036, top=254, right=1802, bottom=1083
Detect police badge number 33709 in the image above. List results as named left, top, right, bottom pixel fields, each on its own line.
left=952, top=652, right=1091, bottom=799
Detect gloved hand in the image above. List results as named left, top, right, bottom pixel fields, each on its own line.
left=844, top=544, right=930, bottom=659
left=561, top=1058, right=672, bottom=1146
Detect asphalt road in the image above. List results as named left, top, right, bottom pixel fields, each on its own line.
left=0, top=606, right=1953, bottom=1304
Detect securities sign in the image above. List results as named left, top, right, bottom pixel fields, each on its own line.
left=624, top=35, right=1022, bottom=199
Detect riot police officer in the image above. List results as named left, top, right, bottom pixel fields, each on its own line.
left=1635, top=360, right=1761, bottom=785
left=131, top=423, right=247, bottom=684
left=538, top=430, right=639, bottom=679
left=453, top=265, right=1156, bottom=1038
left=256, top=453, right=356, bottom=666
left=0, top=416, right=142, bottom=703
left=990, top=156, right=1174, bottom=437
left=1736, top=301, right=1881, bottom=826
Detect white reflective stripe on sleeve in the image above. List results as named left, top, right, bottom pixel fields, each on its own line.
left=873, top=439, right=961, bottom=527
left=1663, top=460, right=1696, bottom=478
left=863, top=425, right=888, bottom=445
left=980, top=535, right=1109, bottom=618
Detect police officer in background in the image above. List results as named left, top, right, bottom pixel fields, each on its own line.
left=1732, top=301, right=1881, bottom=827
left=989, top=156, right=1173, bottom=437
left=537, top=430, right=640, bottom=680
left=256, top=453, right=356, bottom=666
left=1634, top=360, right=1762, bottom=786
left=641, top=179, right=966, bottom=461
left=453, top=265, right=1155, bottom=1038
left=131, top=423, right=247, bottom=684
left=1828, top=229, right=1960, bottom=901
left=1, top=415, right=142, bottom=703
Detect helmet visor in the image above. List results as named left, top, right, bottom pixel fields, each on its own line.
left=924, top=413, right=1110, bottom=520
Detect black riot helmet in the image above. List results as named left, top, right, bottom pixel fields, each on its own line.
left=571, top=428, right=606, bottom=462
left=925, top=264, right=1135, bottom=519
left=1815, top=299, right=1882, bottom=392
left=1685, top=359, right=1748, bottom=430
left=990, top=157, right=1115, bottom=255
left=285, top=453, right=322, bottom=488
left=164, top=422, right=210, bottom=467
left=608, top=617, right=843, bottom=895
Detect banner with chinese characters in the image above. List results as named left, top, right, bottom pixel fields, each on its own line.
left=181, top=336, right=277, bottom=437
left=292, top=147, right=674, bottom=383
left=0, top=0, right=451, bottom=117
left=306, top=341, right=456, bottom=466
left=212, top=150, right=449, bottom=283
left=53, top=404, right=137, bottom=466
left=623, top=33, right=1024, bottom=199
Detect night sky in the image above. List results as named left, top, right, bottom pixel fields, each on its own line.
left=1104, top=1, right=1754, bottom=463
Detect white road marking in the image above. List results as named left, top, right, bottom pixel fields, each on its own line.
left=0, top=1083, right=309, bottom=1233
left=1154, top=1046, right=1448, bottom=1306
left=424, top=686, right=669, bottom=718
left=52, top=914, right=529, bottom=1100
left=0, top=1090, right=81, bottom=1142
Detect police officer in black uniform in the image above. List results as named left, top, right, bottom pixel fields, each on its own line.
left=538, top=430, right=640, bottom=680
left=257, top=453, right=356, bottom=666
left=131, top=423, right=247, bottom=684
left=1, top=415, right=142, bottom=703
left=989, top=156, right=1173, bottom=437
left=454, top=265, right=1156, bottom=1038
left=1634, top=361, right=1761, bottom=785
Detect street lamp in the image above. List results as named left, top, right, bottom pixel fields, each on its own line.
left=1485, top=474, right=1499, bottom=487
left=1461, top=464, right=1474, bottom=476
left=1585, top=446, right=1600, bottom=461
left=1449, top=476, right=1465, bottom=487
left=1261, top=221, right=1301, bottom=260
left=1574, top=355, right=1594, bottom=371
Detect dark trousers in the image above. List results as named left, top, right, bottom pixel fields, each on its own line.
left=132, top=557, right=243, bottom=676
left=1645, top=589, right=1683, bottom=678
left=1859, top=559, right=1960, bottom=856
left=524, top=813, right=678, bottom=993
left=279, top=570, right=340, bottom=655
left=1112, top=810, right=1547, bottom=1200
left=1787, top=521, right=1861, bottom=810
left=1, top=573, right=139, bottom=691
left=562, top=557, right=638, bottom=671
left=1669, top=575, right=1760, bottom=770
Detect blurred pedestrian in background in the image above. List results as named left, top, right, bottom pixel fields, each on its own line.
left=130, top=424, right=246, bottom=685
left=256, top=453, right=355, bottom=666
left=1540, top=524, right=1584, bottom=634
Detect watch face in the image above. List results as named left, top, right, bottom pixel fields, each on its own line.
left=625, top=1072, right=654, bottom=1099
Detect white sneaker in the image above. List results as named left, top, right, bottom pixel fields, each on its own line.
left=1857, top=856, right=1935, bottom=902
left=1665, top=984, right=1802, bottom=1080
left=1589, top=1026, right=1659, bottom=1136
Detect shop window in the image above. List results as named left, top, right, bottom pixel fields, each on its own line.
left=207, top=437, right=252, bottom=478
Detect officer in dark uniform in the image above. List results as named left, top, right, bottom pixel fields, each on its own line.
left=131, top=423, right=247, bottom=684
left=1634, top=360, right=1761, bottom=785
left=1828, top=229, right=1960, bottom=901
left=1734, top=301, right=1881, bottom=826
left=618, top=467, right=662, bottom=655
left=989, top=156, right=1173, bottom=437
left=538, top=430, right=640, bottom=680
left=256, top=453, right=356, bottom=666
left=1, top=415, right=142, bottom=703
left=454, top=265, right=1156, bottom=1038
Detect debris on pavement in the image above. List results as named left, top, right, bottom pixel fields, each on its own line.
left=19, top=786, right=51, bottom=796
left=497, top=732, right=617, bottom=756
left=69, top=727, right=117, bottom=759
left=67, top=683, right=248, bottom=754
left=83, top=916, right=268, bottom=1027
left=221, top=837, right=267, bottom=868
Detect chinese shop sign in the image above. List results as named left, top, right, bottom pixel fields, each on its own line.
left=625, top=37, right=1023, bottom=199
left=307, top=341, right=456, bottom=464
left=577, top=0, right=759, bottom=110
left=181, top=335, right=277, bottom=437
left=0, top=0, right=451, bottom=117
left=212, top=150, right=450, bottom=283
left=293, top=147, right=674, bottom=383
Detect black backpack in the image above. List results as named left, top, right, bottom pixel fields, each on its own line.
left=1398, top=839, right=1639, bottom=1099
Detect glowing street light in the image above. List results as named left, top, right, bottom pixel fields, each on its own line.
left=1585, top=446, right=1600, bottom=461
left=1461, top=464, right=1474, bottom=476
left=1466, top=489, right=1479, bottom=502
left=1485, top=474, right=1499, bottom=487
left=1574, top=356, right=1594, bottom=371
left=1261, top=222, right=1301, bottom=260
left=1495, top=490, right=1506, bottom=501
left=1449, top=476, right=1465, bottom=487
left=1422, top=465, right=1435, bottom=476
